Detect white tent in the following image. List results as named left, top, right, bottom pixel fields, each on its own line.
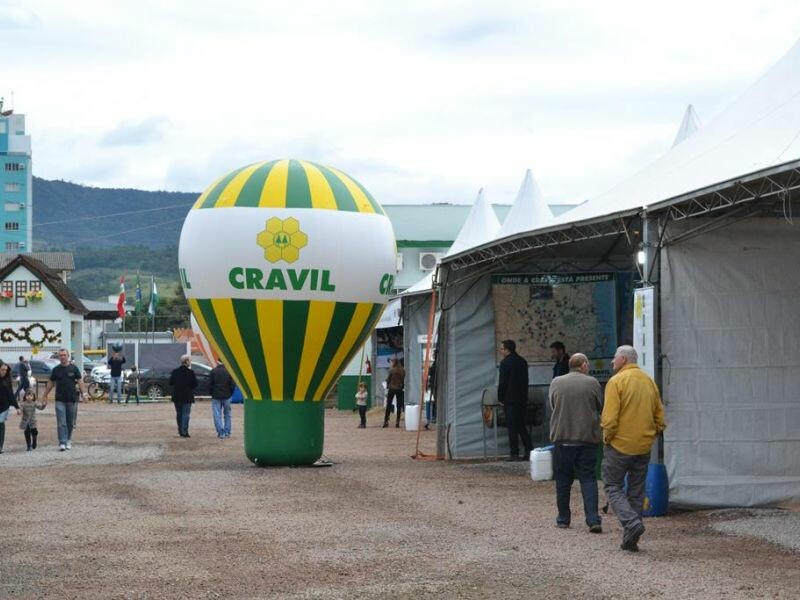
left=671, top=104, right=701, bottom=147
left=400, top=188, right=501, bottom=414
left=495, top=170, right=554, bottom=239
left=434, top=40, right=800, bottom=507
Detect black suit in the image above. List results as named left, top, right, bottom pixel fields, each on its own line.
left=169, top=365, right=197, bottom=436
left=498, top=351, right=532, bottom=458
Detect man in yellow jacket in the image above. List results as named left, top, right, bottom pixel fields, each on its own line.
left=601, top=345, right=666, bottom=552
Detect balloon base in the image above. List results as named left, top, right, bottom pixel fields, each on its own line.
left=245, top=398, right=324, bottom=466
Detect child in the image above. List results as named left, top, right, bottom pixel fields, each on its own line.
left=125, top=366, right=140, bottom=404
left=355, top=381, right=368, bottom=429
left=19, top=389, right=46, bottom=451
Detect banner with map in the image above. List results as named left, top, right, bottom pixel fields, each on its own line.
left=491, top=273, right=617, bottom=362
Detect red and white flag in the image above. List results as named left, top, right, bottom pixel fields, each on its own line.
left=117, top=275, right=126, bottom=318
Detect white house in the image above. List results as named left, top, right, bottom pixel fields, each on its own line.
left=0, top=254, right=87, bottom=364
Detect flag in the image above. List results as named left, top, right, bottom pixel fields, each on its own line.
left=148, top=277, right=159, bottom=316
left=117, top=275, right=126, bottom=318
left=134, top=271, right=143, bottom=315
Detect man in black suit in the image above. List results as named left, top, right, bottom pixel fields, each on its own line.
left=498, top=339, right=532, bottom=461
left=169, top=355, right=197, bottom=438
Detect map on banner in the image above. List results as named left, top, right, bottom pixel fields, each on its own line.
left=492, top=273, right=617, bottom=362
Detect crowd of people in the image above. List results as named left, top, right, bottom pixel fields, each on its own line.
left=0, top=349, right=237, bottom=452
left=497, top=339, right=666, bottom=553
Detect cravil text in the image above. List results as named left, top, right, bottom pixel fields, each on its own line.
left=229, top=267, right=336, bottom=292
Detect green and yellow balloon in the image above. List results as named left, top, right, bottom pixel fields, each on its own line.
left=179, top=159, right=396, bottom=465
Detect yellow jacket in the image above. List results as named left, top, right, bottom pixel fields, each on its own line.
left=601, top=364, right=666, bottom=455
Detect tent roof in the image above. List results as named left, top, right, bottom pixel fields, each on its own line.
left=546, top=38, right=800, bottom=227
left=400, top=188, right=502, bottom=297
left=671, top=104, right=701, bottom=147
left=495, top=169, right=554, bottom=239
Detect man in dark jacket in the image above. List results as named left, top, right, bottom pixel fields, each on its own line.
left=498, top=339, right=532, bottom=461
left=549, top=353, right=603, bottom=532
left=208, top=361, right=235, bottom=439
left=169, top=355, right=197, bottom=438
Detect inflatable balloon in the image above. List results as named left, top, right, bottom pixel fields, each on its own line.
left=178, top=159, right=396, bottom=465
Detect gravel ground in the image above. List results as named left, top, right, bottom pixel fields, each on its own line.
left=0, top=402, right=797, bottom=600
left=709, top=509, right=800, bottom=553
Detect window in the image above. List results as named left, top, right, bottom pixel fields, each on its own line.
left=5, top=241, right=20, bottom=250
left=1, top=281, right=11, bottom=296
left=29, top=281, right=41, bottom=292
left=15, top=280, right=27, bottom=307
left=3, top=202, right=20, bottom=212
left=4, top=183, right=20, bottom=192
left=4, top=222, right=20, bottom=231
left=4, top=162, right=25, bottom=171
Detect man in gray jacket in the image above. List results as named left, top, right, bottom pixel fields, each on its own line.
left=549, top=353, right=603, bottom=532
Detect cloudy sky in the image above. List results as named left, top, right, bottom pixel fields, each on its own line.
left=2, top=1, right=800, bottom=205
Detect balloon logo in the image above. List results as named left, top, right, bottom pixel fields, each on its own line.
left=179, top=159, right=396, bottom=465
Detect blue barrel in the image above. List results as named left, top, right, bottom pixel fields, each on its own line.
left=642, top=463, right=669, bottom=517
left=231, top=387, right=244, bottom=405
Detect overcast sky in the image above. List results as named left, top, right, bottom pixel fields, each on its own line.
left=3, top=1, right=800, bottom=205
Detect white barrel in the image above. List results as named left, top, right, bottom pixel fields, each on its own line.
left=530, top=447, right=553, bottom=481
left=404, top=405, right=421, bottom=431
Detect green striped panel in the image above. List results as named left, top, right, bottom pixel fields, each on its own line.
left=304, top=302, right=358, bottom=401
left=196, top=164, right=252, bottom=210
left=282, top=300, right=310, bottom=400
left=311, top=162, right=359, bottom=213
left=232, top=299, right=271, bottom=399
left=284, top=159, right=313, bottom=209
left=236, top=160, right=280, bottom=208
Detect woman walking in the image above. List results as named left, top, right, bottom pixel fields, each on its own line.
left=0, top=362, right=21, bottom=453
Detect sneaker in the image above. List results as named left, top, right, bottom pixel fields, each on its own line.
left=589, top=524, right=603, bottom=534
left=620, top=540, right=639, bottom=552
left=382, top=423, right=388, bottom=428
left=66, top=441, right=72, bottom=450
left=59, top=444, right=67, bottom=451
left=622, top=522, right=645, bottom=550
left=556, top=522, right=570, bottom=529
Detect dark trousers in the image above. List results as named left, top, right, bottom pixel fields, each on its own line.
left=24, top=425, right=39, bottom=449
left=384, top=389, right=404, bottom=424
left=603, top=445, right=650, bottom=535
left=358, top=405, right=367, bottom=427
left=554, top=444, right=600, bottom=526
left=174, top=402, right=192, bottom=435
left=505, top=402, right=532, bottom=458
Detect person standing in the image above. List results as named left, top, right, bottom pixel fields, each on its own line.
left=355, top=381, right=369, bottom=428
left=125, top=366, right=140, bottom=404
left=498, top=339, right=532, bottom=461
left=383, top=359, right=406, bottom=428
left=169, top=355, right=197, bottom=438
left=550, top=341, right=570, bottom=379
left=601, top=345, right=666, bottom=552
left=0, top=362, right=21, bottom=454
left=43, top=349, right=87, bottom=451
left=208, top=361, right=234, bottom=439
left=16, top=356, right=30, bottom=402
left=549, top=353, right=603, bottom=532
left=107, top=350, right=127, bottom=404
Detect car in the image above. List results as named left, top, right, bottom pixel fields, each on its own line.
left=11, top=358, right=59, bottom=378
left=137, top=362, right=212, bottom=399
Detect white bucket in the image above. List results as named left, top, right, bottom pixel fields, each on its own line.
left=404, top=405, right=421, bottom=431
left=530, top=447, right=554, bottom=481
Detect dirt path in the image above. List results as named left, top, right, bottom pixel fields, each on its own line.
left=0, top=403, right=796, bottom=599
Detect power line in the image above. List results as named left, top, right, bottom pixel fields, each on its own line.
left=34, top=202, right=194, bottom=227
left=59, top=218, right=186, bottom=247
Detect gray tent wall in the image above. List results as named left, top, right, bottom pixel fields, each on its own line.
left=661, top=217, right=800, bottom=507
left=401, top=293, right=433, bottom=414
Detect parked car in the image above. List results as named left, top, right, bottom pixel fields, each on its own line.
left=137, top=362, right=212, bottom=400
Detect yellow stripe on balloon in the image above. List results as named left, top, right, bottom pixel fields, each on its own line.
left=259, top=159, right=290, bottom=208
left=326, top=166, right=376, bottom=214
left=255, top=300, right=284, bottom=401
left=187, top=299, right=228, bottom=368
left=210, top=299, right=261, bottom=398
left=294, top=300, right=336, bottom=401
left=312, top=303, right=374, bottom=401
left=192, top=173, right=227, bottom=209
left=215, top=162, right=266, bottom=208
left=299, top=161, right=338, bottom=210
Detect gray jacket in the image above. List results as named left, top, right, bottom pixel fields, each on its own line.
left=548, top=370, right=603, bottom=445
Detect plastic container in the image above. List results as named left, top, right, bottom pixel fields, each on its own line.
left=530, top=445, right=554, bottom=481
left=642, top=463, right=669, bottom=517
left=404, top=404, right=420, bottom=431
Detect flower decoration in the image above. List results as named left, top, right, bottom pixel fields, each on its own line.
left=24, top=290, right=44, bottom=302
left=0, top=290, right=12, bottom=302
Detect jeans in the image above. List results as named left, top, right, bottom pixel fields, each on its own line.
left=56, top=401, right=78, bottom=445
left=212, top=397, right=232, bottom=437
left=109, top=376, right=123, bottom=403
left=174, top=402, right=192, bottom=435
left=602, top=445, right=650, bottom=536
left=384, top=389, right=404, bottom=425
left=554, top=444, right=600, bottom=526
left=358, top=405, right=367, bottom=427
